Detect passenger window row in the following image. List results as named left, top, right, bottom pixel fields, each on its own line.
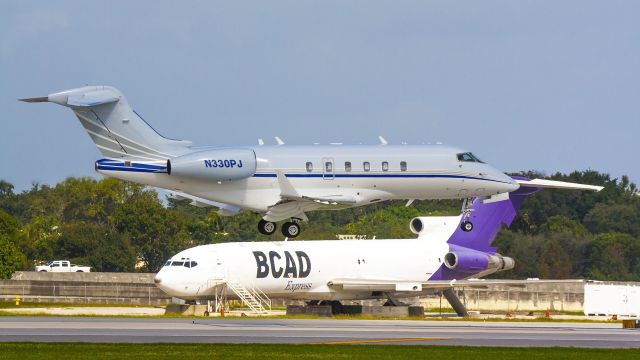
left=305, top=161, right=408, bottom=172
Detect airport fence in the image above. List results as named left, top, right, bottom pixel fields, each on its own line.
left=0, top=282, right=171, bottom=305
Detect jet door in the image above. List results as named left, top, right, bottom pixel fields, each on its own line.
left=322, top=157, right=335, bottom=180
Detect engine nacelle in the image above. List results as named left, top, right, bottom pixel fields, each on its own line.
left=167, top=148, right=257, bottom=181
left=443, top=245, right=515, bottom=274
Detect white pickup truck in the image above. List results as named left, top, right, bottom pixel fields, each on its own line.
left=35, top=260, right=91, bottom=273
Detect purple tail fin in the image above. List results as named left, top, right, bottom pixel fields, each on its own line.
left=447, top=178, right=540, bottom=254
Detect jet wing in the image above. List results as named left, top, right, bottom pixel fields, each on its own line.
left=263, top=171, right=357, bottom=222
left=327, top=278, right=585, bottom=292
left=515, top=178, right=603, bottom=192
left=168, top=191, right=241, bottom=216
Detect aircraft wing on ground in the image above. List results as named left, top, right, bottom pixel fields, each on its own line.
left=327, top=278, right=587, bottom=292
left=515, top=178, right=604, bottom=192
left=168, top=191, right=242, bottom=216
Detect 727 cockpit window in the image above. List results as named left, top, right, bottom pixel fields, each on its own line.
left=457, top=152, right=484, bottom=163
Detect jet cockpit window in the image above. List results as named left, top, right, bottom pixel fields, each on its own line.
left=190, top=261, right=198, bottom=267
left=171, top=261, right=184, bottom=266
left=306, top=162, right=313, bottom=172
left=164, top=261, right=172, bottom=266
left=457, top=152, right=484, bottom=163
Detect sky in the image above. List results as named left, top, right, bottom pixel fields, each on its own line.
left=1, top=1, right=639, bottom=191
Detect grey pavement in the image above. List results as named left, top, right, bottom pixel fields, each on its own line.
left=0, top=317, right=638, bottom=348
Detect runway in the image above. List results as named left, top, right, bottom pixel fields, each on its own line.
left=0, top=317, right=638, bottom=347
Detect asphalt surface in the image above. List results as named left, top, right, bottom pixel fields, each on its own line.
left=0, top=317, right=638, bottom=347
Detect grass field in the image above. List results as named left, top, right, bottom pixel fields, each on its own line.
left=0, top=343, right=637, bottom=359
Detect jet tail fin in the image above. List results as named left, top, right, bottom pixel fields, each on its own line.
left=21, top=86, right=192, bottom=161
left=448, top=177, right=602, bottom=253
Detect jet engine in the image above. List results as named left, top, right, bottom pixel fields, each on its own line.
left=167, top=148, right=257, bottom=181
left=443, top=245, right=514, bottom=274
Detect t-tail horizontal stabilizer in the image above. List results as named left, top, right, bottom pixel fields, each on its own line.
left=20, top=86, right=192, bottom=161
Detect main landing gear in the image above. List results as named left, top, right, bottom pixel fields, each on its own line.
left=460, top=197, right=474, bottom=232
left=257, top=219, right=276, bottom=235
left=257, top=219, right=301, bottom=238
left=281, top=221, right=301, bottom=238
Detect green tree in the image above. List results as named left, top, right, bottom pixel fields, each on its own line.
left=0, top=234, right=27, bottom=278
left=585, top=233, right=640, bottom=281
left=55, top=222, right=136, bottom=272
left=583, top=203, right=640, bottom=238
left=114, top=188, right=190, bottom=272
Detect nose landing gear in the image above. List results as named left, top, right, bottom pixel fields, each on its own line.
left=460, top=197, right=474, bottom=232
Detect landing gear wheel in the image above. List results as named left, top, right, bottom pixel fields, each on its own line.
left=281, top=221, right=301, bottom=238
left=258, top=220, right=276, bottom=235
left=461, top=220, right=474, bottom=232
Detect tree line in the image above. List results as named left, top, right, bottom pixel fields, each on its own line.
left=0, top=170, right=638, bottom=280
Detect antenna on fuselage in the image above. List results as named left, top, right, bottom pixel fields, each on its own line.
left=275, top=136, right=285, bottom=145
left=378, top=136, right=388, bottom=145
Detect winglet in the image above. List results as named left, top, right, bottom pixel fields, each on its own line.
left=276, top=171, right=300, bottom=198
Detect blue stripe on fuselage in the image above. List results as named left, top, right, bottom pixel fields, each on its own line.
left=254, top=173, right=510, bottom=184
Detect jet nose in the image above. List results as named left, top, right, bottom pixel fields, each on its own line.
left=503, top=175, right=520, bottom=192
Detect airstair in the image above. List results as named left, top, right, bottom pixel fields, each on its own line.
left=225, top=280, right=272, bottom=314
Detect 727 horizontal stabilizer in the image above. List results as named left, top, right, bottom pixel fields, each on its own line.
left=516, top=178, right=604, bottom=192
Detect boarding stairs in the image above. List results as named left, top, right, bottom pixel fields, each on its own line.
left=226, top=280, right=272, bottom=315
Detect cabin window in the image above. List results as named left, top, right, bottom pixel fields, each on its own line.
left=306, top=162, right=313, bottom=172
left=363, top=161, right=370, bottom=172
left=400, top=161, right=407, bottom=171
left=345, top=161, right=352, bottom=172
left=382, top=161, right=389, bottom=172
left=325, top=162, right=333, bottom=172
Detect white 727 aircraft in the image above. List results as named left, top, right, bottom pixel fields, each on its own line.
left=154, top=182, right=602, bottom=314
left=22, top=86, right=601, bottom=237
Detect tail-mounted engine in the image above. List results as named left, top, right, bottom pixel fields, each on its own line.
left=167, top=148, right=257, bottom=181
left=443, top=244, right=514, bottom=274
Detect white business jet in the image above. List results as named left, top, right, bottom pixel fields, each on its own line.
left=22, top=86, right=594, bottom=237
